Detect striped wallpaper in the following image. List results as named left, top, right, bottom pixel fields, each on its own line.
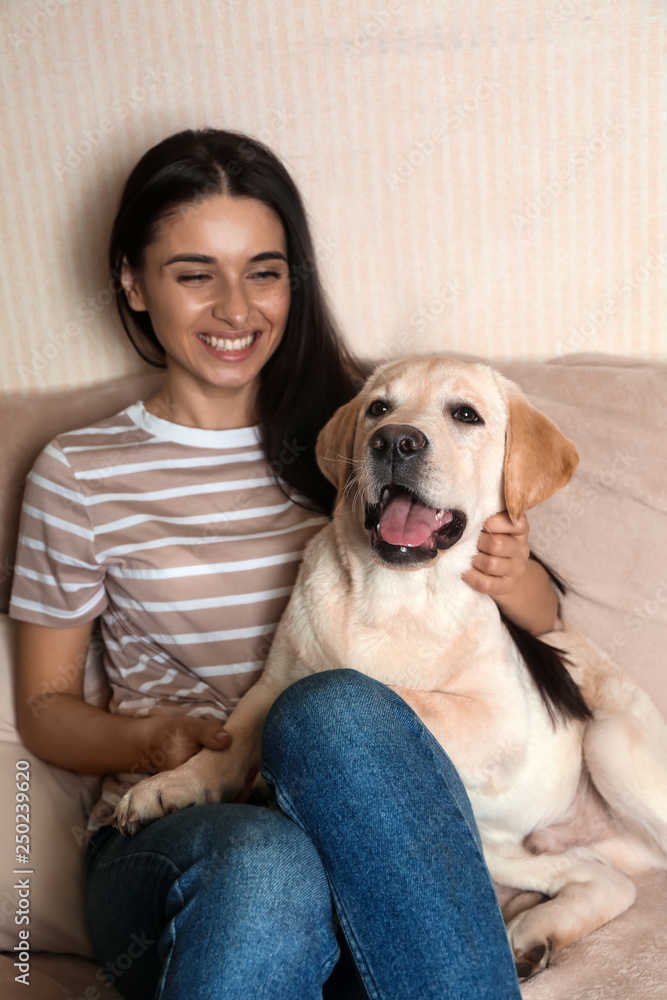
left=0, top=0, right=665, bottom=394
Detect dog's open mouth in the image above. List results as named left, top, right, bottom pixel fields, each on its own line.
left=364, top=484, right=467, bottom=565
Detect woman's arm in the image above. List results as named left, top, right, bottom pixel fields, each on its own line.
left=16, top=621, right=231, bottom=775
left=462, top=513, right=559, bottom=635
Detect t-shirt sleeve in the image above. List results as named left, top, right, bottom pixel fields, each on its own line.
left=9, top=441, right=108, bottom=627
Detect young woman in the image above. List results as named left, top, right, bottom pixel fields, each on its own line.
left=10, top=129, right=557, bottom=1000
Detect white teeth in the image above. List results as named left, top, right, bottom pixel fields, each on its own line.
left=381, top=488, right=391, bottom=505
left=435, top=508, right=444, bottom=519
left=200, top=332, right=256, bottom=350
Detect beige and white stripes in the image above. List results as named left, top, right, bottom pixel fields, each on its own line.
left=9, top=402, right=329, bottom=832
left=1, top=0, right=665, bottom=396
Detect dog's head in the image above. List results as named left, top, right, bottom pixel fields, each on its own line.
left=316, top=356, right=578, bottom=569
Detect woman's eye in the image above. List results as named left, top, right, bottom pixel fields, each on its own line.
left=367, top=399, right=389, bottom=417
left=250, top=270, right=281, bottom=281
left=177, top=273, right=210, bottom=284
left=452, top=405, right=483, bottom=424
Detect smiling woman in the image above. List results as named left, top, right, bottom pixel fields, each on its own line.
left=9, top=128, right=555, bottom=1000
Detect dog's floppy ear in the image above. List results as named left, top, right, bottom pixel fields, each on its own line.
left=504, top=389, right=579, bottom=523
left=315, top=397, right=359, bottom=505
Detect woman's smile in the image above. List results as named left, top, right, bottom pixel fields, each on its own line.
left=197, top=330, right=259, bottom=353
left=195, top=328, right=265, bottom=364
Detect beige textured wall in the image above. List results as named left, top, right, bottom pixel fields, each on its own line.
left=0, top=0, right=665, bottom=394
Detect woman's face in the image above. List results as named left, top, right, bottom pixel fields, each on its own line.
left=122, top=193, right=291, bottom=406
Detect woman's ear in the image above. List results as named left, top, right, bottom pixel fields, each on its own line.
left=120, top=256, right=148, bottom=312
left=315, top=397, right=360, bottom=507
left=504, top=390, right=579, bottom=524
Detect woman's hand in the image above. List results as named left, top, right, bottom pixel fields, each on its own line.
left=138, top=716, right=232, bottom=774
left=463, top=512, right=558, bottom=634
left=462, top=512, right=530, bottom=599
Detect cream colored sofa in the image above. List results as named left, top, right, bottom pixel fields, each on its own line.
left=0, top=356, right=665, bottom=999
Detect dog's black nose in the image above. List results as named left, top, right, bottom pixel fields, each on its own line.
left=369, top=424, right=427, bottom=461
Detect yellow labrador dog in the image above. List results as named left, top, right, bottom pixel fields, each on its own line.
left=114, top=356, right=667, bottom=979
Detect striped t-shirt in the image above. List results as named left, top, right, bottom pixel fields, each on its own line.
left=9, top=401, right=329, bottom=834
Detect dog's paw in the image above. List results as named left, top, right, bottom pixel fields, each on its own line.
left=113, top=771, right=216, bottom=836
left=506, top=912, right=553, bottom=979
left=512, top=939, right=552, bottom=979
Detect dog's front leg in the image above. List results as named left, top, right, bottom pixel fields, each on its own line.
left=113, top=675, right=286, bottom=836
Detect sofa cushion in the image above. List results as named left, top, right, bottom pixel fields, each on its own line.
left=0, top=614, right=103, bottom=957
left=496, top=354, right=667, bottom=718
left=0, top=952, right=124, bottom=999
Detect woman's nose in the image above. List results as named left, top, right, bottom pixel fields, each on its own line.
left=211, top=280, right=251, bottom=326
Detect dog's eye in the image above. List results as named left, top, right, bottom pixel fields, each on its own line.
left=367, top=399, right=389, bottom=417
left=452, top=405, right=483, bottom=424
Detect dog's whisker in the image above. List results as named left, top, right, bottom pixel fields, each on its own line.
left=321, top=451, right=358, bottom=466
left=343, top=472, right=363, bottom=497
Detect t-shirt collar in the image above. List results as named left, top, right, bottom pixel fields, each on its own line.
left=126, top=401, right=262, bottom=448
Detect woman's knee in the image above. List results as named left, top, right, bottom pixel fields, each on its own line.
left=260, top=671, right=474, bottom=827
left=90, top=805, right=334, bottom=935
left=261, top=669, right=412, bottom=777
left=87, top=806, right=338, bottom=994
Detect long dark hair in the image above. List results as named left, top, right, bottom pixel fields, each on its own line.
left=108, top=128, right=363, bottom=514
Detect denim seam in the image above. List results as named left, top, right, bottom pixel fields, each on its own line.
left=324, top=881, right=381, bottom=1000
left=153, top=850, right=340, bottom=999
left=385, top=693, right=487, bottom=858
left=261, top=681, right=504, bottom=1000
left=262, top=767, right=382, bottom=1000
left=155, top=878, right=184, bottom=1000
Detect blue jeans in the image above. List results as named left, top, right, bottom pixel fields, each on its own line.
left=85, top=669, right=522, bottom=1000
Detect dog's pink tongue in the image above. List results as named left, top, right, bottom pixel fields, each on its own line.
left=379, top=493, right=435, bottom=547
